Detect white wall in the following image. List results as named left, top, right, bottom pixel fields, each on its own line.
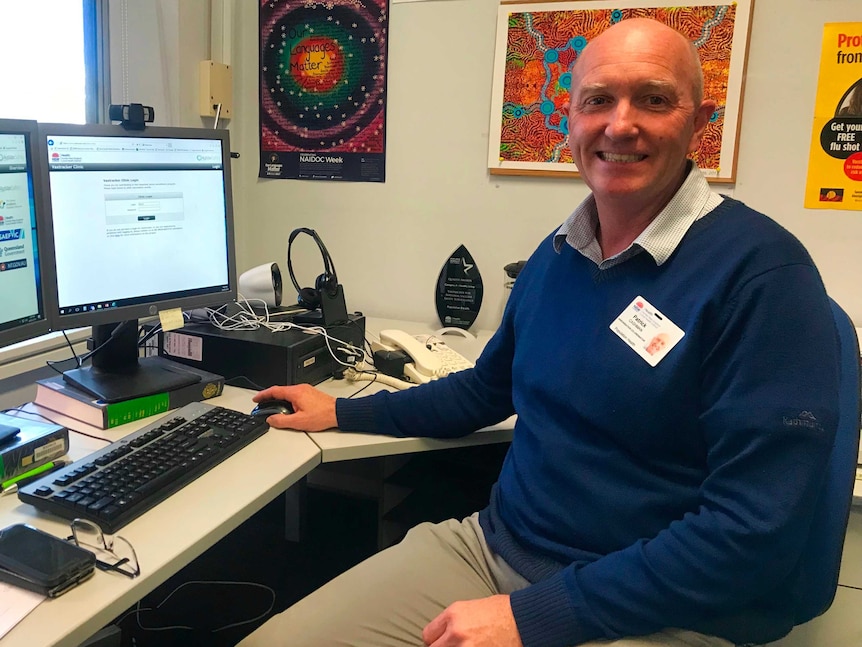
left=124, top=0, right=862, bottom=330
left=108, top=0, right=211, bottom=129
left=229, top=0, right=592, bottom=330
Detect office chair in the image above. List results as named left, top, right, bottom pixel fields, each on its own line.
left=783, top=297, right=860, bottom=626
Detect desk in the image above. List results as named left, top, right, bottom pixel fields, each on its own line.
left=310, top=318, right=514, bottom=462
left=0, top=317, right=515, bottom=647
left=0, top=387, right=321, bottom=647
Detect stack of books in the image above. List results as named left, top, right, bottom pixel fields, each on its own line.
left=0, top=413, right=68, bottom=482
left=34, top=365, right=225, bottom=430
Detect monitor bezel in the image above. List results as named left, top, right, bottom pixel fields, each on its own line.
left=38, top=122, right=238, bottom=332
left=0, top=118, right=55, bottom=349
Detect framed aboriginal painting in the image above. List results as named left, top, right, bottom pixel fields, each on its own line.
left=487, top=0, right=754, bottom=182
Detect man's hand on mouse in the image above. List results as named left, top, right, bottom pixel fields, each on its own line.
left=253, top=385, right=337, bottom=432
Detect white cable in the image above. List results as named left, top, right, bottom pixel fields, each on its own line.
left=344, top=367, right=414, bottom=391
left=115, top=580, right=276, bottom=633
left=200, top=299, right=369, bottom=367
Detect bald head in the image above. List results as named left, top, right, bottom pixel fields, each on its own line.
left=572, top=19, right=705, bottom=105
left=564, top=16, right=717, bottom=220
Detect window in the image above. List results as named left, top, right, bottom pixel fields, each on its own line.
left=0, top=0, right=102, bottom=124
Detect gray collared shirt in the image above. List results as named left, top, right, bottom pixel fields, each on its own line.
left=553, top=163, right=724, bottom=269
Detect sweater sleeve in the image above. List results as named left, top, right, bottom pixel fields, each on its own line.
left=335, top=308, right=517, bottom=438
left=510, top=263, right=840, bottom=646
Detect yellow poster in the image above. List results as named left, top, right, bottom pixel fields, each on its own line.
left=804, top=23, right=862, bottom=210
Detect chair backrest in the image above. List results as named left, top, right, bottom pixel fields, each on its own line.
left=789, top=297, right=860, bottom=623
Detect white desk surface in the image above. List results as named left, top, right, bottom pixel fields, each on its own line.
left=0, top=317, right=512, bottom=646
left=311, top=374, right=514, bottom=462
left=309, top=318, right=515, bottom=462
left=0, top=386, right=321, bottom=647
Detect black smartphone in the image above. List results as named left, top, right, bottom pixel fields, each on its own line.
left=0, top=524, right=96, bottom=597
left=0, top=422, right=20, bottom=445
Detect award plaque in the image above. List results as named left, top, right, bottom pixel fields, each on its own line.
left=435, top=245, right=483, bottom=329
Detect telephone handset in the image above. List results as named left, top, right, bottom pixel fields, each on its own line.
left=374, top=329, right=443, bottom=384
left=372, top=329, right=475, bottom=385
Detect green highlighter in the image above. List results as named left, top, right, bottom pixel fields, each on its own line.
left=0, top=460, right=66, bottom=495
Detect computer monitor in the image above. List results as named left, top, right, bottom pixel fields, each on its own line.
left=40, top=123, right=237, bottom=402
left=0, top=118, right=53, bottom=349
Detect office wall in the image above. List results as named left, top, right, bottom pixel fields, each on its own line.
left=107, top=0, right=211, bottom=129
left=229, top=0, right=581, bottom=329
left=124, top=0, right=862, bottom=330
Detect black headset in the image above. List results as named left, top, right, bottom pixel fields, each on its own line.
left=286, top=228, right=339, bottom=310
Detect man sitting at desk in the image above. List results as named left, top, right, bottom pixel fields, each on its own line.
left=239, top=18, right=840, bottom=647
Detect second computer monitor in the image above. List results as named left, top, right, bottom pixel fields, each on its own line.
left=0, top=118, right=53, bottom=349
left=40, top=123, right=238, bottom=401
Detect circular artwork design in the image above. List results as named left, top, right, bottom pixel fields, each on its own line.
left=260, top=1, right=387, bottom=153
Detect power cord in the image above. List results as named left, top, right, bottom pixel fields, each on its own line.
left=46, top=322, right=134, bottom=375
left=205, top=297, right=370, bottom=370
left=343, top=366, right=414, bottom=391
left=114, top=580, right=275, bottom=633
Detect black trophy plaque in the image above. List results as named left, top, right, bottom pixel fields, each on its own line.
left=435, top=245, right=483, bottom=329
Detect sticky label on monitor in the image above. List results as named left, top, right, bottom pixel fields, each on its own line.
left=158, top=308, right=185, bottom=332
left=163, top=332, right=203, bottom=362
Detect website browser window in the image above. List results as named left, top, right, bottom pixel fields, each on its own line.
left=46, top=134, right=230, bottom=313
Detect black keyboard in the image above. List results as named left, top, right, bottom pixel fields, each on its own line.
left=18, top=402, right=269, bottom=533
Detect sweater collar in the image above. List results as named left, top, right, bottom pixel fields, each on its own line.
left=553, top=162, right=723, bottom=268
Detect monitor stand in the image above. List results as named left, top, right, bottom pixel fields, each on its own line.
left=62, top=320, right=200, bottom=403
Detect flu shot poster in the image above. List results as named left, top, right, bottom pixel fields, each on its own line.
left=804, top=23, right=862, bottom=210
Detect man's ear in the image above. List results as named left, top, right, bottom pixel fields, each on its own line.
left=689, top=99, right=717, bottom=152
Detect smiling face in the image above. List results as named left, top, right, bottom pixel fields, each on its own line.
left=567, top=19, right=715, bottom=215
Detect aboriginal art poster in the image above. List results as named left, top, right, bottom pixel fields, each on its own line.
left=804, top=23, right=862, bottom=211
left=488, top=0, right=754, bottom=182
left=259, top=0, right=389, bottom=182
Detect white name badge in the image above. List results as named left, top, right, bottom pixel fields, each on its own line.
left=610, top=296, right=684, bottom=367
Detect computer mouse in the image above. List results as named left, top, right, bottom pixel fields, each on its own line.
left=250, top=399, right=295, bottom=419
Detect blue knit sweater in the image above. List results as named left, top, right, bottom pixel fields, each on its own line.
left=336, top=198, right=840, bottom=646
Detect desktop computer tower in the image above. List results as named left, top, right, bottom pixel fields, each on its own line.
left=149, top=314, right=365, bottom=389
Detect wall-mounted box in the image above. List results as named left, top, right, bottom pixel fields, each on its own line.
left=199, top=60, right=232, bottom=119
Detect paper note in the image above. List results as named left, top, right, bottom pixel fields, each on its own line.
left=158, top=308, right=185, bottom=332
left=0, top=582, right=44, bottom=639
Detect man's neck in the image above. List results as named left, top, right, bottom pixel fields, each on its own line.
left=593, top=165, right=689, bottom=259
left=594, top=203, right=661, bottom=259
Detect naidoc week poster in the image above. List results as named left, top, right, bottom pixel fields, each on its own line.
left=804, top=23, right=862, bottom=210
left=259, top=0, right=389, bottom=182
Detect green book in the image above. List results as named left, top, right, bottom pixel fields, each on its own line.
left=34, top=366, right=225, bottom=429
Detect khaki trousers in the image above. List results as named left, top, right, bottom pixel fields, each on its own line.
left=237, top=514, right=733, bottom=647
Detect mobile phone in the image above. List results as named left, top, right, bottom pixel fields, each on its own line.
left=0, top=422, right=19, bottom=445
left=0, top=524, right=96, bottom=597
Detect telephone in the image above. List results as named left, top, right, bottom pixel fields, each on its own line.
left=371, top=329, right=474, bottom=385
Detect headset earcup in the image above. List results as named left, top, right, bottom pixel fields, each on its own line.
left=298, top=286, right=321, bottom=309
left=314, top=273, right=334, bottom=296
